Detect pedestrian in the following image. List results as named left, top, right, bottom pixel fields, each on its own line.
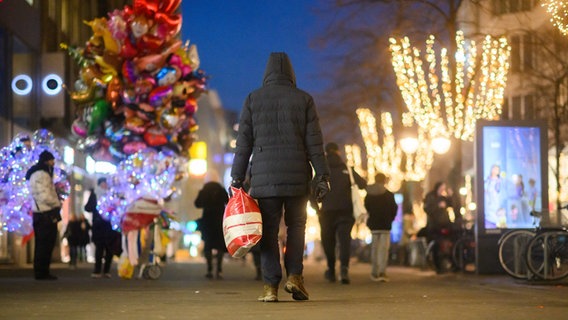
left=423, top=181, right=458, bottom=273
left=318, top=142, right=366, bottom=284
left=26, top=150, right=62, bottom=280
left=364, top=173, right=398, bottom=282
left=230, top=52, right=330, bottom=302
left=194, top=181, right=229, bottom=280
left=64, top=213, right=91, bottom=269
left=85, top=177, right=118, bottom=278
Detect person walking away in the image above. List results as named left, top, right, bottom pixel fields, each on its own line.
left=194, top=181, right=229, bottom=280
left=319, top=142, right=366, bottom=284
left=64, top=214, right=91, bottom=269
left=364, top=173, right=398, bottom=282
left=230, top=52, right=330, bottom=302
left=85, top=177, right=116, bottom=278
left=26, top=150, right=62, bottom=280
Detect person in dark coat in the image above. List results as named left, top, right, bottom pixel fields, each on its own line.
left=26, top=150, right=61, bottom=280
left=319, top=142, right=366, bottom=284
left=364, top=173, right=398, bottom=282
left=194, top=181, right=229, bottom=280
left=85, top=177, right=119, bottom=278
left=231, top=52, right=330, bottom=302
left=64, top=214, right=91, bottom=269
left=423, top=181, right=459, bottom=273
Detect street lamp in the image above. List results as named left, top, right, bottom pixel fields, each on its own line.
left=399, top=136, right=419, bottom=154
left=431, top=136, right=451, bottom=154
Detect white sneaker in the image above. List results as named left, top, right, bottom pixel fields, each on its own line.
left=370, top=274, right=381, bottom=282
left=377, top=274, right=389, bottom=282
left=91, top=273, right=102, bottom=279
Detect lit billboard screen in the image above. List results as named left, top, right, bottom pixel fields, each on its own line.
left=476, top=120, right=548, bottom=233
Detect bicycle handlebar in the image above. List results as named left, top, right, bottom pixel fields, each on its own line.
left=530, top=204, right=568, bottom=217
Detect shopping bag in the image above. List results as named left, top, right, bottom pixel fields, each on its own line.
left=223, top=187, right=262, bottom=258
left=347, top=167, right=367, bottom=220
left=118, top=255, right=134, bottom=279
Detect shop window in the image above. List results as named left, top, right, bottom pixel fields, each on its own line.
left=493, top=0, right=538, bottom=15
left=501, top=97, right=510, bottom=120
left=524, top=94, right=534, bottom=119
left=512, top=96, right=522, bottom=119
left=510, top=33, right=533, bottom=73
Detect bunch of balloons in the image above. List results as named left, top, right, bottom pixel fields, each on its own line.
left=96, top=148, right=184, bottom=230
left=63, top=0, right=206, bottom=163
left=0, top=130, right=70, bottom=235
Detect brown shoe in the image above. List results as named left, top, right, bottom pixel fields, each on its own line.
left=257, top=284, right=278, bottom=302
left=284, top=274, right=309, bottom=301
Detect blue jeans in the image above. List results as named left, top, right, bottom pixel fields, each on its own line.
left=258, top=196, right=308, bottom=286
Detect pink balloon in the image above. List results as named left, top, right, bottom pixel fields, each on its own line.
left=123, top=141, right=148, bottom=155
left=72, top=119, right=88, bottom=137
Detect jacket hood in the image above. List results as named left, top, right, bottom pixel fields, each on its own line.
left=263, top=52, right=296, bottom=87
left=366, top=183, right=387, bottom=196
left=25, top=163, right=52, bottom=180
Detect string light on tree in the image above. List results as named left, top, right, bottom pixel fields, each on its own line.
left=542, top=0, right=568, bottom=35
left=389, top=31, right=511, bottom=141
left=356, top=108, right=434, bottom=190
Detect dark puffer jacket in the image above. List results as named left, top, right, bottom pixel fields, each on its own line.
left=364, top=183, right=398, bottom=231
left=231, top=52, right=329, bottom=198
left=320, top=153, right=366, bottom=214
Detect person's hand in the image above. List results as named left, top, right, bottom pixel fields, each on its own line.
left=229, top=179, right=243, bottom=196
left=313, top=175, right=330, bottom=202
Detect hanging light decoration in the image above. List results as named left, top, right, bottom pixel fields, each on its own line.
left=345, top=144, right=365, bottom=177
left=542, top=0, right=568, bottom=35
left=389, top=31, right=511, bottom=141
left=356, top=108, right=434, bottom=191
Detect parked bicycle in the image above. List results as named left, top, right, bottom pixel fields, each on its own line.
left=498, top=205, right=568, bottom=280
left=525, top=206, right=568, bottom=281
left=452, top=227, right=476, bottom=273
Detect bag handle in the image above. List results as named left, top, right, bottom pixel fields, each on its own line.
left=347, top=166, right=356, bottom=186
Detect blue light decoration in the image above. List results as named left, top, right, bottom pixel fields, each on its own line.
left=0, top=129, right=70, bottom=235
left=96, top=148, right=186, bottom=231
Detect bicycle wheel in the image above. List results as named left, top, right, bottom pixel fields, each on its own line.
left=498, top=230, right=535, bottom=279
left=452, top=236, right=476, bottom=273
left=526, top=231, right=568, bottom=281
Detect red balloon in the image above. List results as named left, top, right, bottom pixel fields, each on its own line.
left=149, top=86, right=173, bottom=107
left=144, top=127, right=168, bottom=146
left=159, top=0, right=181, bottom=14
left=155, top=13, right=181, bottom=36
left=134, top=0, right=159, bottom=15
left=141, top=34, right=164, bottom=51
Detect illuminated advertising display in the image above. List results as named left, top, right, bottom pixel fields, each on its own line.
left=475, top=120, right=548, bottom=233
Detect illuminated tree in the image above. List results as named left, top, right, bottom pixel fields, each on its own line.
left=355, top=108, right=435, bottom=191
left=389, top=31, right=511, bottom=141
left=542, top=0, right=568, bottom=35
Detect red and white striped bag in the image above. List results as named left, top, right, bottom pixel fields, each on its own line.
left=223, top=187, right=262, bottom=258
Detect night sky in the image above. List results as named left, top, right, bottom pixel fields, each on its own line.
left=181, top=1, right=329, bottom=113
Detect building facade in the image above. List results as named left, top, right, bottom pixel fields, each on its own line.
left=458, top=0, right=568, bottom=224
left=0, top=0, right=128, bottom=264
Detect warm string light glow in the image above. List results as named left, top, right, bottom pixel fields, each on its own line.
left=389, top=31, right=511, bottom=141
left=345, top=144, right=365, bottom=176
left=543, top=0, right=568, bottom=35
left=356, top=108, right=434, bottom=191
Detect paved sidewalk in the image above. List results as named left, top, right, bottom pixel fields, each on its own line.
left=0, top=258, right=567, bottom=320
